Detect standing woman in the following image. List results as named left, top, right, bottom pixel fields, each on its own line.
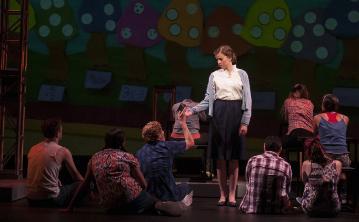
left=186, top=45, right=252, bottom=207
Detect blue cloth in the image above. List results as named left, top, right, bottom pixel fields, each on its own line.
left=318, top=118, right=348, bottom=154
left=136, top=141, right=191, bottom=201
left=107, top=191, right=156, bottom=214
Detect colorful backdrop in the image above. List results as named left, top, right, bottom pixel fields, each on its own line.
left=19, top=0, right=359, bottom=155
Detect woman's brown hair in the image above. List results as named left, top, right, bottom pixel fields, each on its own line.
left=288, top=83, right=309, bottom=99
left=213, top=45, right=237, bottom=65
left=321, top=94, right=339, bottom=112
left=304, top=137, right=330, bottom=166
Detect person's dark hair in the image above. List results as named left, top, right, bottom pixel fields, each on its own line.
left=41, top=118, right=62, bottom=139
left=142, top=121, right=162, bottom=143
left=321, top=94, right=339, bottom=112
left=289, top=83, right=309, bottom=99
left=304, top=137, right=330, bottom=166
left=213, top=45, right=237, bottom=65
left=104, top=128, right=126, bottom=151
left=264, top=136, right=282, bottom=152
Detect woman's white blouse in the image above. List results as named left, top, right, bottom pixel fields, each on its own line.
left=213, top=68, right=243, bottom=100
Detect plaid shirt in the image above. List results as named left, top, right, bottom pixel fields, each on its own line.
left=239, top=151, right=292, bottom=213
left=283, top=98, right=314, bottom=134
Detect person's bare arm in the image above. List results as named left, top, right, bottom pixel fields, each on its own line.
left=63, top=148, right=84, bottom=182
left=342, top=114, right=349, bottom=125
left=65, top=162, right=93, bottom=212
left=178, top=110, right=195, bottom=150
left=313, top=114, right=321, bottom=135
left=333, top=160, right=342, bottom=176
left=131, top=165, right=147, bottom=189
left=301, top=160, right=310, bottom=182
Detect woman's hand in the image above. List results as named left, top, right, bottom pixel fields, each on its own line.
left=184, top=108, right=193, bottom=117
left=239, top=124, right=248, bottom=136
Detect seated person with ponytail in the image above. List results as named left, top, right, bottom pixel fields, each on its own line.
left=299, top=138, right=342, bottom=217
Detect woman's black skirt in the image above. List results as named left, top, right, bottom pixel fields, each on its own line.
left=209, top=99, right=244, bottom=160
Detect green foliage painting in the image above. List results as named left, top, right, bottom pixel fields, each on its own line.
left=25, top=0, right=359, bottom=128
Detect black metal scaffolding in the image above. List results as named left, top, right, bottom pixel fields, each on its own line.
left=0, top=0, right=29, bottom=178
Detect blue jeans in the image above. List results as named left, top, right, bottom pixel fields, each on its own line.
left=107, top=191, right=156, bottom=214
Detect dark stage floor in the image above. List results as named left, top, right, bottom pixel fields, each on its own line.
left=1, top=197, right=358, bottom=222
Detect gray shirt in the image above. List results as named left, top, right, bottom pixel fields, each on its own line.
left=172, top=99, right=206, bottom=135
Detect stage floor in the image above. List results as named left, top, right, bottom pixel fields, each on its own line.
left=1, top=197, right=358, bottom=222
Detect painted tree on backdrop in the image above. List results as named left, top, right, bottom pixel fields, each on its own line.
left=240, top=0, right=292, bottom=89
left=78, top=0, right=121, bottom=68
left=200, top=7, right=251, bottom=69
left=32, top=0, right=78, bottom=82
left=324, top=0, right=359, bottom=80
left=158, top=0, right=203, bottom=84
left=116, top=0, right=162, bottom=81
left=282, top=8, right=339, bottom=101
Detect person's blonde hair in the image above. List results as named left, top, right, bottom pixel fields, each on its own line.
left=142, top=121, right=162, bottom=143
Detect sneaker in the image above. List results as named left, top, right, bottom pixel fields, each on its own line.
left=340, top=191, right=347, bottom=205
left=181, top=191, right=193, bottom=206
left=296, top=197, right=303, bottom=205
left=341, top=195, right=347, bottom=205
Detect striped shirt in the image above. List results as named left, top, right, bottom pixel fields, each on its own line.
left=239, top=151, right=292, bottom=213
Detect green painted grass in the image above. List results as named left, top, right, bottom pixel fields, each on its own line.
left=20, top=119, right=264, bottom=157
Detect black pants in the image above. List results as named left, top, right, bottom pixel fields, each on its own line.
left=28, top=182, right=81, bottom=208
left=282, top=128, right=313, bottom=149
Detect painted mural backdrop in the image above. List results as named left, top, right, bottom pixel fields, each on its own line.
left=22, top=0, right=359, bottom=130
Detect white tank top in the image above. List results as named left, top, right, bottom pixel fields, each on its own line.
left=27, top=142, right=63, bottom=199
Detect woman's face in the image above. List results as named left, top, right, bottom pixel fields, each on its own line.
left=215, top=52, right=232, bottom=70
